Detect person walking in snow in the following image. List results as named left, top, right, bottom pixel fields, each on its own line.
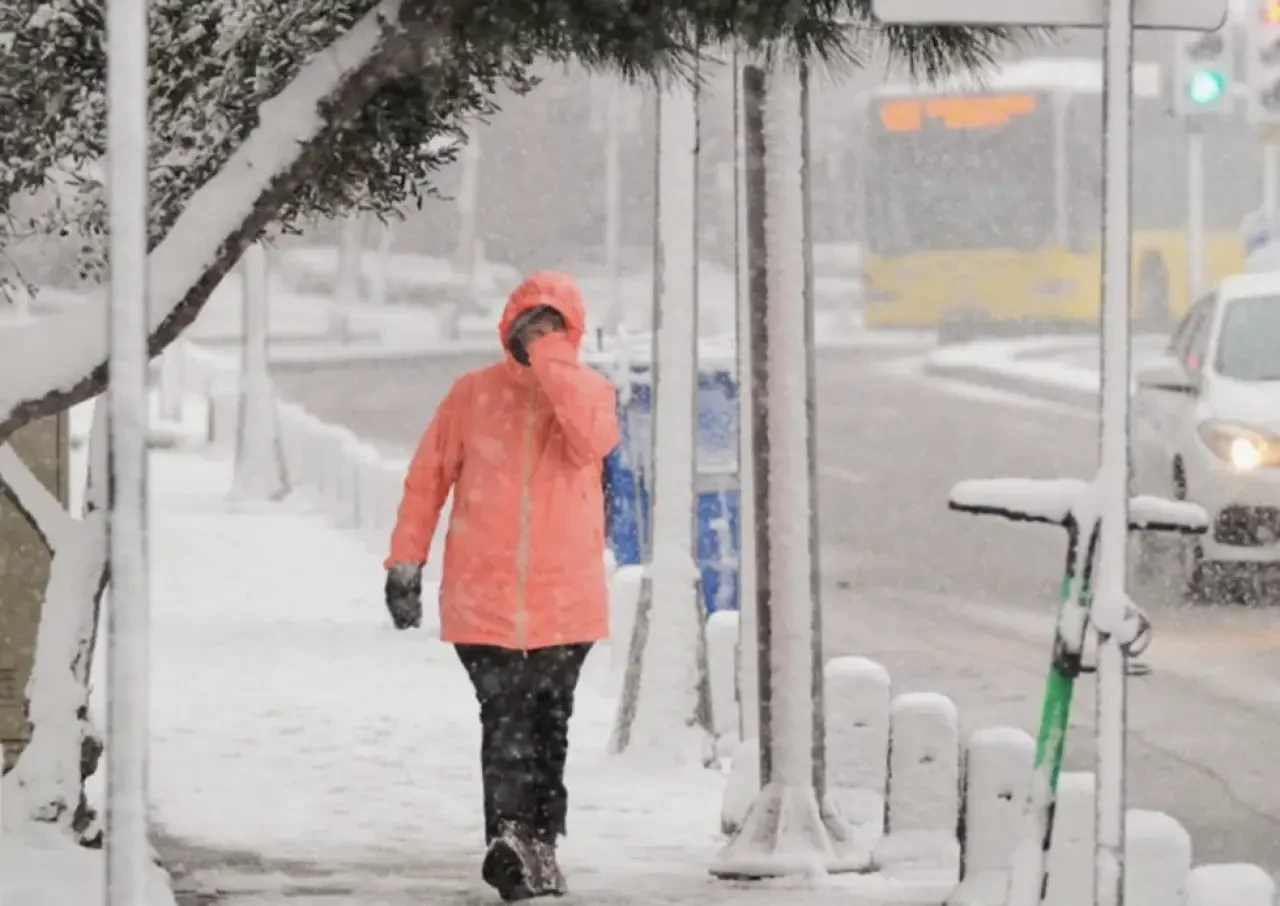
left=383, top=270, right=620, bottom=901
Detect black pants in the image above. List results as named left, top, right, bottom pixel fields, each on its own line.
left=455, top=643, right=592, bottom=845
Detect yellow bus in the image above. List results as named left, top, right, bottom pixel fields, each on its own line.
left=858, top=58, right=1254, bottom=341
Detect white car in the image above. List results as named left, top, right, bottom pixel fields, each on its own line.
left=1132, top=271, right=1280, bottom=601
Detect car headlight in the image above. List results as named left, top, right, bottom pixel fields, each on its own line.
left=1197, top=420, right=1279, bottom=471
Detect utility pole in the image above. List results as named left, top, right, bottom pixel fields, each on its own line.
left=612, top=77, right=707, bottom=761
left=732, top=49, right=760, bottom=745
left=104, top=0, right=152, bottom=901
left=231, top=243, right=290, bottom=501
left=712, top=54, right=851, bottom=880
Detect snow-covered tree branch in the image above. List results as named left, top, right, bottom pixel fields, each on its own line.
left=0, top=0, right=476, bottom=443
left=0, top=444, right=74, bottom=551
left=0, top=402, right=108, bottom=843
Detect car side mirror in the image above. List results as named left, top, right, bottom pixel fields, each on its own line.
left=1136, top=357, right=1198, bottom=395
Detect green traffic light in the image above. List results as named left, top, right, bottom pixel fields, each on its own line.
left=1187, top=69, right=1227, bottom=105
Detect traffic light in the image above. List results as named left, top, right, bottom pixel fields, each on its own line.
left=1247, top=0, right=1280, bottom=125
left=1174, top=28, right=1236, bottom=118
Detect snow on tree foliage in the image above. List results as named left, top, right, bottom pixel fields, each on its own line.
left=0, top=0, right=1019, bottom=287
left=0, top=0, right=540, bottom=284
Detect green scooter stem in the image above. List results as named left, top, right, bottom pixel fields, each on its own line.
left=1007, top=522, right=1099, bottom=906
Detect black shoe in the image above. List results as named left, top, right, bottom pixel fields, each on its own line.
left=482, top=822, right=537, bottom=901
left=529, top=839, right=567, bottom=897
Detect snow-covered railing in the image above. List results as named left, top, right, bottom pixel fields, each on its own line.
left=705, top=611, right=1276, bottom=906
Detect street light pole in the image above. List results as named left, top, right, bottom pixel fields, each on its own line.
left=104, top=0, right=152, bottom=902
left=1093, top=4, right=1136, bottom=905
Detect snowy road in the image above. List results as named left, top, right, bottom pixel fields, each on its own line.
left=265, top=346, right=1280, bottom=885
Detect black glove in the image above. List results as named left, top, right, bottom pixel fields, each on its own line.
left=384, top=563, right=423, bottom=630
left=508, top=332, right=531, bottom=366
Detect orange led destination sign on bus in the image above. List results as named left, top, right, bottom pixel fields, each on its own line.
left=878, top=94, right=1038, bottom=132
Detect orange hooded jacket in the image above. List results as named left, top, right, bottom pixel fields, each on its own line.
left=386, top=271, right=621, bottom=650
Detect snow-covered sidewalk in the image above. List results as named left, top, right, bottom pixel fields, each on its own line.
left=141, top=447, right=947, bottom=905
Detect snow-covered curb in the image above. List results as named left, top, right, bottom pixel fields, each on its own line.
left=702, top=609, right=1276, bottom=905
left=922, top=338, right=1099, bottom=408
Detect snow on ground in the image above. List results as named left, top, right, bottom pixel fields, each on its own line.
left=0, top=824, right=176, bottom=906
left=122, top=446, right=954, bottom=904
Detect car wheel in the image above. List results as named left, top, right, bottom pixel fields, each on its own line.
left=1177, top=534, right=1213, bottom=603
left=1170, top=461, right=1213, bottom=604
left=938, top=308, right=983, bottom=346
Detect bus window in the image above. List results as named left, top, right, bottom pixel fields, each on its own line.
left=866, top=91, right=1055, bottom=255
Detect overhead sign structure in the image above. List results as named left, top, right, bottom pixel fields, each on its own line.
left=870, top=0, right=1225, bottom=29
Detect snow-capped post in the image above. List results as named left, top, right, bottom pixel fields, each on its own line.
left=712, top=51, right=852, bottom=879
left=331, top=216, right=362, bottom=341
left=798, top=59, right=826, bottom=801
left=369, top=217, right=394, bottom=307
left=1092, top=5, right=1137, bottom=903
left=156, top=341, right=184, bottom=423
left=734, top=54, right=763, bottom=748
left=610, top=74, right=707, bottom=762
left=104, top=0, right=152, bottom=898
left=598, top=76, right=624, bottom=334
left=230, top=243, right=290, bottom=501
left=456, top=133, right=482, bottom=311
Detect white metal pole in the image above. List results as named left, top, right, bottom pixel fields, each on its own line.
left=624, top=80, right=704, bottom=758
left=231, top=243, right=289, bottom=500
left=1265, top=142, right=1278, bottom=221
left=457, top=135, right=482, bottom=307
left=605, top=79, right=623, bottom=335
left=1188, top=129, right=1206, bottom=299
left=1095, top=2, right=1135, bottom=904
left=712, top=55, right=838, bottom=880
left=733, top=51, right=760, bottom=745
left=104, top=0, right=151, bottom=901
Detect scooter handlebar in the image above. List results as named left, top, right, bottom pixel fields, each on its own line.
left=948, top=478, right=1208, bottom=535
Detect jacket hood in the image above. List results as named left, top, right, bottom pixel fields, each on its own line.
left=499, top=271, right=587, bottom=356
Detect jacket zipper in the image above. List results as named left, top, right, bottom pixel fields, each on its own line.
left=514, top=387, right=537, bottom=652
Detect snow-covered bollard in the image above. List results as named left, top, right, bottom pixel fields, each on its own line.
left=275, top=403, right=306, bottom=485
left=608, top=565, right=645, bottom=675
left=336, top=432, right=365, bottom=528
left=948, top=726, right=1035, bottom=906
left=157, top=342, right=186, bottom=422
left=1044, top=771, right=1095, bottom=906
left=875, top=692, right=960, bottom=883
left=705, top=610, right=739, bottom=756
left=317, top=424, right=350, bottom=517
left=1187, top=863, right=1277, bottom=906
left=824, top=657, right=891, bottom=859
left=349, top=441, right=383, bottom=539
left=379, top=463, right=404, bottom=544
left=299, top=411, right=330, bottom=493
left=721, top=736, right=760, bottom=836
left=208, top=390, right=240, bottom=449
left=1124, top=809, right=1192, bottom=906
